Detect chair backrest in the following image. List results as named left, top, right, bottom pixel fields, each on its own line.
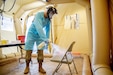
left=60, top=41, right=75, bottom=63
left=67, top=41, right=75, bottom=52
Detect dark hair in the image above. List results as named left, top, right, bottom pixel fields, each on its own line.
left=47, top=6, right=57, bottom=14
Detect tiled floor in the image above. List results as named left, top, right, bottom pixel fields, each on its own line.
left=0, top=57, right=83, bottom=75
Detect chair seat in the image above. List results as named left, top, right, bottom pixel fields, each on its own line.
left=51, top=55, right=73, bottom=64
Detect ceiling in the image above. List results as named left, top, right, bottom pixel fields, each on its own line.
left=16, top=0, right=36, bottom=5
left=0, top=0, right=89, bottom=15
left=0, top=0, right=37, bottom=14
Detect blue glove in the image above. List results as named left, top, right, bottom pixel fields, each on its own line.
left=45, top=39, right=51, bottom=45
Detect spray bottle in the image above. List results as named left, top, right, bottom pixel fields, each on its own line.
left=37, top=41, right=46, bottom=50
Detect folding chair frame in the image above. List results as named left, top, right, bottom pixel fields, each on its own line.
left=52, top=41, right=78, bottom=75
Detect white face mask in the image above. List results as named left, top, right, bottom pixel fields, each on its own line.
left=48, top=12, right=54, bottom=19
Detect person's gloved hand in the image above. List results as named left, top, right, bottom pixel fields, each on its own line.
left=44, top=39, right=52, bottom=51
left=45, top=39, right=51, bottom=45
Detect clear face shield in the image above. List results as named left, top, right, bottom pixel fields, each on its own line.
left=47, top=7, right=57, bottom=20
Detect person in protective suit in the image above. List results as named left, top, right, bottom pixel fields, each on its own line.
left=24, top=6, right=57, bottom=74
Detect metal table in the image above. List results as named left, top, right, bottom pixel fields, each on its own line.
left=0, top=43, right=25, bottom=62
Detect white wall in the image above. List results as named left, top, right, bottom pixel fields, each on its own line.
left=54, top=3, right=90, bottom=55
left=1, top=14, right=17, bottom=54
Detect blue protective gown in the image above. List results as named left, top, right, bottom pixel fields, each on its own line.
left=25, top=12, right=50, bottom=50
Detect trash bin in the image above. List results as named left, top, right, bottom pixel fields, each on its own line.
left=18, top=35, right=25, bottom=43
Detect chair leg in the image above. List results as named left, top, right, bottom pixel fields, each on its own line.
left=52, top=62, right=62, bottom=75
left=67, top=63, right=73, bottom=75
left=65, top=55, right=73, bottom=75
left=72, top=59, right=78, bottom=74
